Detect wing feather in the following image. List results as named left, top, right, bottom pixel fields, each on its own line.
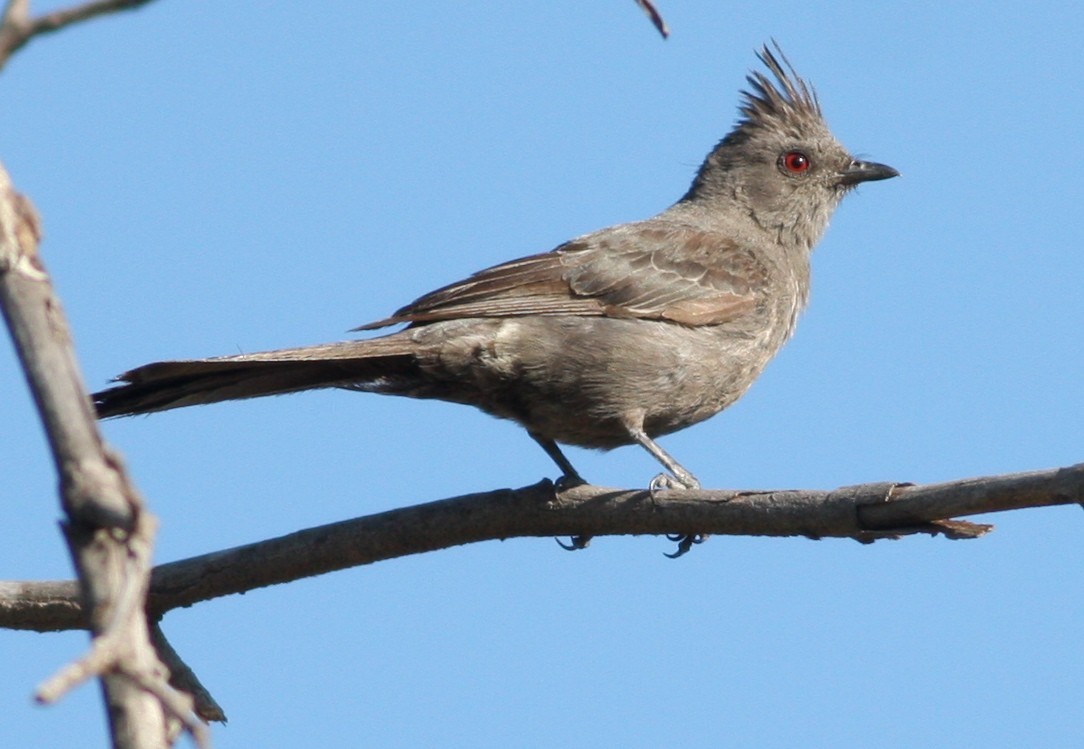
left=356, top=221, right=767, bottom=330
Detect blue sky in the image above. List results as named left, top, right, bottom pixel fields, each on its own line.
left=3, top=2, right=1084, bottom=746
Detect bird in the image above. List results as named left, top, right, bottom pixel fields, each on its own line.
left=94, top=43, right=897, bottom=503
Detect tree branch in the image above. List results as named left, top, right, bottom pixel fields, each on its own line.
left=1, top=163, right=203, bottom=747
left=0, top=0, right=159, bottom=72
left=633, top=0, right=669, bottom=39
left=3, top=463, right=1080, bottom=634
left=151, top=624, right=227, bottom=725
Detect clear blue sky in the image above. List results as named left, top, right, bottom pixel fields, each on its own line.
left=4, top=2, right=1083, bottom=746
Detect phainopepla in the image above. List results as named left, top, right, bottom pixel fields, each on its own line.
left=94, top=44, right=897, bottom=492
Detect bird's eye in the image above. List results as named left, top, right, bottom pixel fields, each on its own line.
left=781, top=151, right=811, bottom=174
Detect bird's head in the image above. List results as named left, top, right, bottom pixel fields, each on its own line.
left=684, top=43, right=898, bottom=251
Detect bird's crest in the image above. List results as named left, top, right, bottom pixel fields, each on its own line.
left=734, top=43, right=824, bottom=139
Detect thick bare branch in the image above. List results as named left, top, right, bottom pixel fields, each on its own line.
left=0, top=580, right=83, bottom=631
left=3, top=463, right=1080, bottom=634
left=0, top=163, right=199, bottom=748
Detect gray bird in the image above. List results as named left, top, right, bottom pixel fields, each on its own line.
left=94, top=44, right=897, bottom=496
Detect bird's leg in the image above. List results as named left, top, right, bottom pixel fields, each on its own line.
left=529, top=432, right=585, bottom=487
left=626, top=426, right=708, bottom=557
left=530, top=433, right=592, bottom=551
left=627, top=427, right=700, bottom=491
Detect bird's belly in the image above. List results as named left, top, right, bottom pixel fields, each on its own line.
left=403, top=316, right=778, bottom=450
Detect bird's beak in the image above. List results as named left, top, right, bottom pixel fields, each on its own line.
left=838, top=159, right=899, bottom=186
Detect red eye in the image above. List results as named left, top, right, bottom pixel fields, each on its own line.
left=782, top=151, right=810, bottom=174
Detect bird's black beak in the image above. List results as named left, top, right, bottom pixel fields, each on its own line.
left=838, top=159, right=899, bottom=186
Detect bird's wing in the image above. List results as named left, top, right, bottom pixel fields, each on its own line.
left=356, top=223, right=765, bottom=330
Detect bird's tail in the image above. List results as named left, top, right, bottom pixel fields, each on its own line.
left=93, top=336, right=420, bottom=418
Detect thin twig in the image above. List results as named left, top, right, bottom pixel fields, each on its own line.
left=0, top=0, right=159, bottom=71
left=125, top=667, right=210, bottom=747
left=1, top=0, right=29, bottom=28
left=634, top=0, right=669, bottom=39
left=34, top=510, right=153, bottom=703
left=152, top=624, right=228, bottom=724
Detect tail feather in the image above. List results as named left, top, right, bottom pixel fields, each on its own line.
left=94, top=338, right=418, bottom=418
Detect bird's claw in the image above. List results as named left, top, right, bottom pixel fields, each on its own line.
left=648, top=473, right=708, bottom=556
left=556, top=535, right=592, bottom=551
left=648, top=471, right=700, bottom=503
left=664, top=533, right=708, bottom=559
left=552, top=471, right=590, bottom=550
left=649, top=473, right=679, bottom=496
left=554, top=472, right=587, bottom=492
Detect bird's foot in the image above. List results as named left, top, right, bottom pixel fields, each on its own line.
left=552, top=472, right=590, bottom=550
left=648, top=472, right=706, bottom=558
left=664, top=533, right=709, bottom=559
left=556, top=535, right=592, bottom=551
left=554, top=471, right=587, bottom=491
left=648, top=470, right=700, bottom=502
